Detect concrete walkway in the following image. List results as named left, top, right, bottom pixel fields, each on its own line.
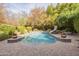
left=0, top=34, right=79, bottom=56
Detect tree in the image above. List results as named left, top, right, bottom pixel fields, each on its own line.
left=74, top=19, right=79, bottom=33
left=46, top=4, right=59, bottom=25
left=46, top=4, right=54, bottom=16
left=26, top=8, right=53, bottom=30
left=0, top=4, right=6, bottom=24
left=55, top=3, right=79, bottom=32
left=73, top=8, right=79, bottom=33
left=19, top=17, right=27, bottom=26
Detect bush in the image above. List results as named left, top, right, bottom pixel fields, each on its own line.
left=56, top=12, right=76, bottom=32
left=0, top=24, right=16, bottom=34
left=0, top=31, right=10, bottom=41
left=74, top=19, right=79, bottom=33
left=26, top=26, right=32, bottom=32
left=0, top=24, right=16, bottom=41
left=17, top=26, right=26, bottom=34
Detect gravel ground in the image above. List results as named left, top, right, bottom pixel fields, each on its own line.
left=0, top=34, right=79, bottom=56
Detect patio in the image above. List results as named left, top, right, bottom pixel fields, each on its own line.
left=0, top=34, right=79, bottom=56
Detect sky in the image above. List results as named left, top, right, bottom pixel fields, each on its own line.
left=4, top=3, right=57, bottom=20
left=5, top=3, right=51, bottom=14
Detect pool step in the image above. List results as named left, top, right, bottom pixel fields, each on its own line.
left=58, top=38, right=71, bottom=42
left=7, top=37, right=24, bottom=43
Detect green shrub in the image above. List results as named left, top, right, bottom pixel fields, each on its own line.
left=26, top=26, right=32, bottom=32
left=17, top=26, right=26, bottom=34
left=74, top=19, right=79, bottom=33
left=56, top=12, right=76, bottom=32
left=0, top=24, right=16, bottom=41
left=0, top=31, right=10, bottom=41
left=0, top=24, right=16, bottom=34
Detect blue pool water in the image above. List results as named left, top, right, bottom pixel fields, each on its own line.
left=22, top=32, right=57, bottom=44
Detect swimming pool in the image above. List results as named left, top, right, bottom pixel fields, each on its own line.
left=22, top=32, right=57, bottom=44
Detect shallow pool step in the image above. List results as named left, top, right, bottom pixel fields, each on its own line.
left=58, top=38, right=71, bottom=42
left=7, top=37, right=24, bottom=43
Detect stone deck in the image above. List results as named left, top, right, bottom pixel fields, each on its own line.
left=0, top=34, right=79, bottom=56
